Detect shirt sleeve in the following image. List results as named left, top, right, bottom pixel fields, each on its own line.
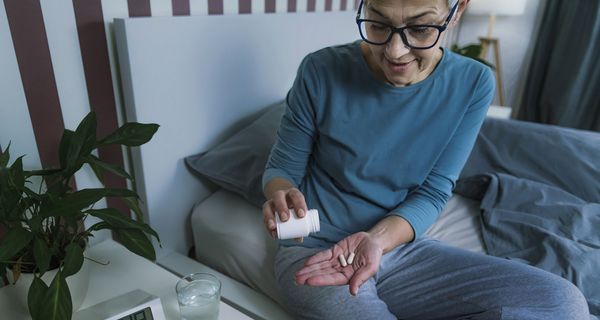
left=388, top=67, right=496, bottom=239
left=262, top=55, right=320, bottom=189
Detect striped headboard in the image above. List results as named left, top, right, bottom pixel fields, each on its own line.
left=114, top=10, right=358, bottom=255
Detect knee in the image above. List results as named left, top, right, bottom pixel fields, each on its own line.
left=276, top=283, right=353, bottom=320
left=274, top=270, right=393, bottom=320
left=551, top=277, right=589, bottom=319
left=536, top=275, right=589, bottom=319
left=274, top=251, right=354, bottom=320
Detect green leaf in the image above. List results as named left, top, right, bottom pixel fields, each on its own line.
left=123, top=197, right=144, bottom=222
left=58, top=130, right=75, bottom=170
left=9, top=156, right=25, bottom=190
left=115, top=228, right=156, bottom=261
left=24, top=168, right=61, bottom=178
left=74, top=112, right=97, bottom=157
left=60, top=116, right=97, bottom=176
left=23, top=187, right=42, bottom=201
left=28, top=276, right=49, bottom=320
left=97, top=123, right=159, bottom=147
left=84, top=155, right=133, bottom=180
left=87, top=221, right=111, bottom=232
left=459, top=44, right=482, bottom=58
left=0, top=227, right=33, bottom=262
left=0, top=166, right=23, bottom=219
left=87, top=208, right=160, bottom=242
left=0, top=263, right=6, bottom=279
left=33, top=237, right=51, bottom=274
left=41, top=189, right=104, bottom=218
left=0, top=142, right=10, bottom=167
left=86, top=158, right=104, bottom=182
left=62, top=242, right=83, bottom=278
left=41, top=188, right=137, bottom=218
left=86, top=208, right=131, bottom=227
left=40, top=270, right=72, bottom=320
left=28, top=215, right=44, bottom=233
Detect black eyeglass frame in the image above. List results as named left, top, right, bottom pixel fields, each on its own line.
left=355, top=0, right=460, bottom=49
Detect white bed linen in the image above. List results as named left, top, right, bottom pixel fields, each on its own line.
left=191, top=189, right=486, bottom=306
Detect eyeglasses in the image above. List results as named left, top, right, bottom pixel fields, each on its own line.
left=355, top=0, right=459, bottom=49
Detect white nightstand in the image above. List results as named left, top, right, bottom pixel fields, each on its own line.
left=0, top=239, right=251, bottom=320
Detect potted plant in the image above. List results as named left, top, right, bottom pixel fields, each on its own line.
left=0, top=112, right=160, bottom=320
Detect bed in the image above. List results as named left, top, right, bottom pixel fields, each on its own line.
left=114, top=11, right=600, bottom=320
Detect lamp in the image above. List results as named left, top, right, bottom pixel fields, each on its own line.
left=467, top=0, right=527, bottom=106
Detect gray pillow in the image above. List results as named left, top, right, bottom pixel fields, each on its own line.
left=185, top=101, right=285, bottom=207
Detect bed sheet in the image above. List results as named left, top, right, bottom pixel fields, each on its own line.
left=191, top=189, right=485, bottom=306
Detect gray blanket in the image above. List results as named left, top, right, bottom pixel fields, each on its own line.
left=457, top=118, right=600, bottom=318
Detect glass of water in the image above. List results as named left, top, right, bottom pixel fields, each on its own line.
left=176, top=272, right=221, bottom=320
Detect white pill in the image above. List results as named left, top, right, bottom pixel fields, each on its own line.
left=338, top=254, right=348, bottom=267
left=347, top=252, right=355, bottom=265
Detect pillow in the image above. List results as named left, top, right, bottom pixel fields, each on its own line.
left=185, top=101, right=285, bottom=207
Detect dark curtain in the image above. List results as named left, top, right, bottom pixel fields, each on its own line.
left=517, top=0, right=600, bottom=131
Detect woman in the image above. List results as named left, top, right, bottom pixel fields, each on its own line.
left=261, top=0, right=589, bottom=319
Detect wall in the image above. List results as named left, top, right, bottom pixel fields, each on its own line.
left=0, top=0, right=359, bottom=245
left=455, top=0, right=543, bottom=108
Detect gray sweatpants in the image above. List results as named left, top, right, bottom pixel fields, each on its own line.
left=274, top=238, right=589, bottom=320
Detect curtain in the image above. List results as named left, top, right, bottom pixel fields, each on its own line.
left=517, top=0, right=600, bottom=131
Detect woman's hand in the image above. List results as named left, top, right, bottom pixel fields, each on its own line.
left=262, top=187, right=308, bottom=242
left=294, top=232, right=384, bottom=296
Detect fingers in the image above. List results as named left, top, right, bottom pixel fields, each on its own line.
left=296, top=259, right=332, bottom=277
left=272, top=188, right=307, bottom=221
left=262, top=201, right=277, bottom=238
left=293, top=233, right=380, bottom=295
left=304, top=249, right=334, bottom=266
left=263, top=187, right=309, bottom=239
left=349, top=263, right=377, bottom=296
left=287, top=188, right=308, bottom=218
left=271, top=190, right=289, bottom=221
left=295, top=260, right=334, bottom=284
left=305, top=272, right=348, bottom=287
left=303, top=243, right=352, bottom=269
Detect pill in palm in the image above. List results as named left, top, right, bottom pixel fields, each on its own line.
left=347, top=252, right=355, bottom=264
left=338, top=254, right=348, bottom=267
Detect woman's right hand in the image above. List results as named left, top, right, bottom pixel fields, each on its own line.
left=262, top=187, right=308, bottom=242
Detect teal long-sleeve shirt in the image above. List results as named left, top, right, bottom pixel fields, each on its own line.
left=263, top=41, right=495, bottom=248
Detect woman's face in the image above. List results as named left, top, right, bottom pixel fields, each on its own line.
left=361, top=0, right=466, bottom=87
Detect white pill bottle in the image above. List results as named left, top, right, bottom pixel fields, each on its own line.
left=276, top=209, right=320, bottom=240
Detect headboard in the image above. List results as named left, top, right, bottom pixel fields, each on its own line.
left=114, top=11, right=358, bottom=255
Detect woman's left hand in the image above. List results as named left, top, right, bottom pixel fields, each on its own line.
left=294, top=231, right=384, bottom=296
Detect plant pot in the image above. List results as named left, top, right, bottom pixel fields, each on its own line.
left=5, top=258, right=91, bottom=315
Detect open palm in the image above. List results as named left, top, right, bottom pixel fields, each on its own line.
left=294, top=231, right=383, bottom=295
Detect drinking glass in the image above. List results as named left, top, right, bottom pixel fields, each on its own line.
left=176, top=273, right=221, bottom=320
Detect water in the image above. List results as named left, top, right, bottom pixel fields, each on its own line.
left=177, top=279, right=220, bottom=320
